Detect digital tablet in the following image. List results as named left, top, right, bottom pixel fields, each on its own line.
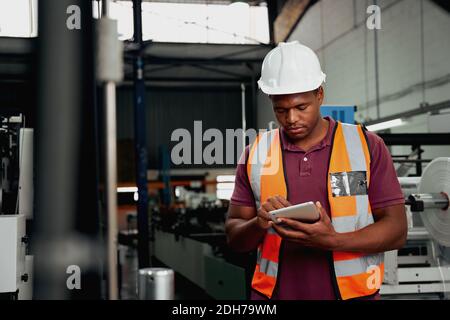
left=269, top=201, right=320, bottom=223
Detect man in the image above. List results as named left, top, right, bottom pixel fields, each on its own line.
left=225, top=41, right=407, bottom=300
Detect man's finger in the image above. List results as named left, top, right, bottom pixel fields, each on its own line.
left=258, top=209, right=273, bottom=222
left=315, top=201, right=329, bottom=222
left=262, top=202, right=276, bottom=213
left=277, top=218, right=312, bottom=234
left=268, top=197, right=285, bottom=210
left=273, top=224, right=308, bottom=240
left=257, top=217, right=274, bottom=230
left=276, top=196, right=292, bottom=208
left=264, top=220, right=275, bottom=228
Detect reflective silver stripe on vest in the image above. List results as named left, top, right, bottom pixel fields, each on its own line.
left=332, top=215, right=357, bottom=233
left=334, top=254, right=383, bottom=277
left=332, top=209, right=374, bottom=233
left=248, top=130, right=277, bottom=209
left=341, top=123, right=366, bottom=172
left=355, top=195, right=373, bottom=229
left=259, top=258, right=278, bottom=278
left=257, top=248, right=262, bottom=264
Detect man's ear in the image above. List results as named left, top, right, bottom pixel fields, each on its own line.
left=317, top=86, right=324, bottom=103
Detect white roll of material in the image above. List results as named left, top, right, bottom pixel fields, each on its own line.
left=418, top=157, right=450, bottom=247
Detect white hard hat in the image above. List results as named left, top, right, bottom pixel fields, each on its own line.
left=258, top=41, right=326, bottom=95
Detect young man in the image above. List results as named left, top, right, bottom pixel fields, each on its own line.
left=225, top=41, right=407, bottom=300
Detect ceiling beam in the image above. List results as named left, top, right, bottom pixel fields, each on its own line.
left=124, top=55, right=264, bottom=65
left=274, top=0, right=315, bottom=43
left=123, top=76, right=251, bottom=82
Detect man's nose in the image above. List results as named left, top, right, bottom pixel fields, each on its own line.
left=286, top=108, right=299, bottom=124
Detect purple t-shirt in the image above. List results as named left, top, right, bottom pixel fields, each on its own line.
left=230, top=117, right=405, bottom=300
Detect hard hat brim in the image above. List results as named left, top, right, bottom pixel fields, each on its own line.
left=258, top=72, right=326, bottom=95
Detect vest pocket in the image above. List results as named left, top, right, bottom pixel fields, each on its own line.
left=330, top=171, right=368, bottom=197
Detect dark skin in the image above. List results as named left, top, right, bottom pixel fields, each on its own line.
left=225, top=87, right=407, bottom=253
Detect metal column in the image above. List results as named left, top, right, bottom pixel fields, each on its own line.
left=104, top=82, right=119, bottom=300
left=133, top=0, right=150, bottom=269
left=35, top=0, right=101, bottom=299
left=241, top=83, right=246, bottom=151
left=373, top=0, right=381, bottom=119
left=99, top=0, right=119, bottom=301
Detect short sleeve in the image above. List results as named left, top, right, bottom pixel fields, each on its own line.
left=230, top=146, right=256, bottom=208
left=366, top=131, right=405, bottom=210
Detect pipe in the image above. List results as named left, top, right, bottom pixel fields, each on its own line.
left=241, top=83, right=246, bottom=152
left=102, top=0, right=110, bottom=17
left=100, top=0, right=119, bottom=300
left=250, top=70, right=257, bottom=135
left=420, top=0, right=426, bottom=103
left=408, top=193, right=449, bottom=212
left=374, top=0, right=380, bottom=119
left=364, top=100, right=450, bottom=126
left=133, top=0, right=150, bottom=269
left=104, top=81, right=118, bottom=300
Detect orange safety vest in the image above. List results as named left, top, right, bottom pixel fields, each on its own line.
left=246, top=121, right=384, bottom=300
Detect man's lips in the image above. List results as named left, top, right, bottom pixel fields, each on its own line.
left=286, top=126, right=306, bottom=134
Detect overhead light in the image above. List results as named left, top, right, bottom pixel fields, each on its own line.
left=216, top=175, right=236, bottom=182
left=366, top=118, right=406, bottom=132
left=117, top=186, right=138, bottom=193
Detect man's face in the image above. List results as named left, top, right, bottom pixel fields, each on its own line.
left=270, top=87, right=324, bottom=141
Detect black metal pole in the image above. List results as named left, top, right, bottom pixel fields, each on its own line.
left=250, top=69, right=257, bottom=131
left=415, top=145, right=423, bottom=177
left=133, top=0, right=150, bottom=268
left=267, top=0, right=278, bottom=44
left=35, top=0, right=101, bottom=299
left=374, top=0, right=381, bottom=119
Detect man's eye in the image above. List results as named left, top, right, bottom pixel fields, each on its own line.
left=297, top=105, right=308, bottom=111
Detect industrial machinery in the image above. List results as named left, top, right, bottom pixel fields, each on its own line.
left=149, top=186, right=254, bottom=300
left=381, top=158, right=450, bottom=299
left=321, top=105, right=356, bottom=124
left=0, top=112, right=33, bottom=300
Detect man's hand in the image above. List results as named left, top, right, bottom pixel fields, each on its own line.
left=273, top=201, right=338, bottom=250
left=257, top=196, right=292, bottom=230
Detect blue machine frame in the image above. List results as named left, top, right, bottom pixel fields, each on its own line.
left=321, top=105, right=357, bottom=124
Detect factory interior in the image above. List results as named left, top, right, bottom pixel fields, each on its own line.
left=1, top=0, right=450, bottom=301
